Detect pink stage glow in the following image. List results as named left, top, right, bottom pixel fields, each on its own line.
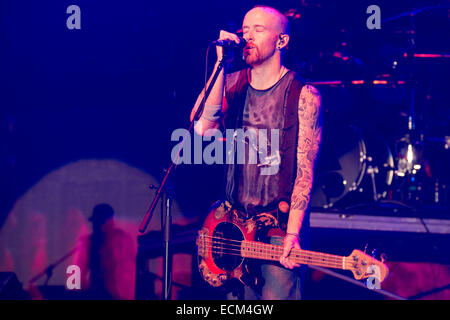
left=0, top=159, right=196, bottom=299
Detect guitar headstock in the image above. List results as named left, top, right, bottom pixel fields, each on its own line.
left=346, top=249, right=389, bottom=283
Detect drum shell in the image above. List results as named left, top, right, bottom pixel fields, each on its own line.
left=311, top=123, right=394, bottom=209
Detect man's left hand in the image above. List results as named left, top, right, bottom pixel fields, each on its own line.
left=280, top=234, right=301, bottom=269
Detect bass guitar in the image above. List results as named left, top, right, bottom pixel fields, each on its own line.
left=197, top=201, right=389, bottom=288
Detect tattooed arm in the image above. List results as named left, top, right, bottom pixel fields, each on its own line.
left=280, top=84, right=322, bottom=269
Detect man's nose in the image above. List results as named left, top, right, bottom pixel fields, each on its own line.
left=244, top=31, right=254, bottom=42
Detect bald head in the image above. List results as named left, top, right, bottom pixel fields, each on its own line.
left=244, top=6, right=290, bottom=35
left=241, top=6, right=291, bottom=66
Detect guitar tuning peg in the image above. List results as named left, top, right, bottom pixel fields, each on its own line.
left=380, top=253, right=388, bottom=263
left=371, top=248, right=378, bottom=258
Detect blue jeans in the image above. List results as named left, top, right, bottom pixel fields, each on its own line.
left=228, top=236, right=306, bottom=300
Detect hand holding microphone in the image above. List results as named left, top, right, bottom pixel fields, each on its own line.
left=211, top=38, right=247, bottom=48
left=212, top=30, right=246, bottom=62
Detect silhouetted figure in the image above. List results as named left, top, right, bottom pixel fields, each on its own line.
left=79, top=204, right=136, bottom=300
left=88, top=204, right=114, bottom=299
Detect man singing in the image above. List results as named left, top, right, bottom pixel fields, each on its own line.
left=191, top=5, right=322, bottom=300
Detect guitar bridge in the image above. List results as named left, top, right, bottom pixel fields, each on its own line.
left=197, top=229, right=208, bottom=257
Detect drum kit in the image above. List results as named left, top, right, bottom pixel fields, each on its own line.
left=306, top=5, right=450, bottom=213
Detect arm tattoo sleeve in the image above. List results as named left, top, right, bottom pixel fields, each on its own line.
left=290, top=84, right=322, bottom=211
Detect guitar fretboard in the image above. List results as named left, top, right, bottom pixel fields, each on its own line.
left=241, top=240, right=347, bottom=270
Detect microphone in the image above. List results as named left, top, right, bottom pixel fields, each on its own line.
left=211, top=37, right=247, bottom=48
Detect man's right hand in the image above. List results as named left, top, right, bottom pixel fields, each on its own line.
left=216, top=30, right=242, bottom=62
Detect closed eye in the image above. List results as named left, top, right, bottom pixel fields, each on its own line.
left=242, top=25, right=266, bottom=34
left=255, top=25, right=265, bottom=32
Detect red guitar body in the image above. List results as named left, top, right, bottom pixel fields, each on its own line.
left=197, top=200, right=259, bottom=287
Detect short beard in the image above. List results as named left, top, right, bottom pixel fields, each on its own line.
left=244, top=49, right=261, bottom=66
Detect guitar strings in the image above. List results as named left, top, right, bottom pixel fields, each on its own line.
left=204, top=246, right=348, bottom=269
left=200, top=236, right=348, bottom=264
left=200, top=233, right=351, bottom=263
left=200, top=239, right=352, bottom=269
left=199, top=235, right=353, bottom=268
left=201, top=234, right=348, bottom=260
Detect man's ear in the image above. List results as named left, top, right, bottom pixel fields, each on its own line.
left=278, top=33, right=290, bottom=50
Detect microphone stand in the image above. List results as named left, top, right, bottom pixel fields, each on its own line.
left=138, top=49, right=228, bottom=300
left=158, top=178, right=174, bottom=301
left=28, top=246, right=79, bottom=286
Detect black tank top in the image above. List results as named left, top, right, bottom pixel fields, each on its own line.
left=224, top=69, right=304, bottom=218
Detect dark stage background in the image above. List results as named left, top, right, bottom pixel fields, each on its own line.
left=0, top=0, right=449, bottom=299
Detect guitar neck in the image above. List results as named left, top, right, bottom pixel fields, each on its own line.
left=241, top=240, right=348, bottom=270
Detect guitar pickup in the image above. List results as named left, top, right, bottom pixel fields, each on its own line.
left=214, top=231, right=224, bottom=257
